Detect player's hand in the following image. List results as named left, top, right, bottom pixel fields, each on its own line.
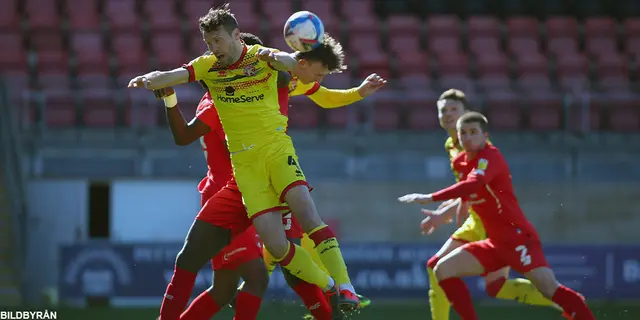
left=357, top=73, right=387, bottom=97
left=128, top=75, right=150, bottom=89
left=420, top=209, right=447, bottom=235
left=398, top=193, right=433, bottom=204
left=153, top=87, right=176, bottom=100
left=256, top=48, right=278, bottom=62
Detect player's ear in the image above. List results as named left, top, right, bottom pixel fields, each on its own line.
left=232, top=28, right=240, bottom=40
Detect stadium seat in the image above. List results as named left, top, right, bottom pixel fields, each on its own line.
left=388, top=34, right=422, bottom=55
left=395, top=52, right=429, bottom=76
left=547, top=37, right=579, bottom=56
left=596, top=54, right=627, bottom=80
left=42, top=89, right=77, bottom=128
left=81, top=89, right=117, bottom=127
left=406, top=91, right=441, bottom=130
left=475, top=53, right=509, bottom=77
left=439, top=75, right=474, bottom=93
left=268, top=34, right=289, bottom=51
left=357, top=51, right=390, bottom=79
left=506, top=16, right=538, bottom=38
left=184, top=0, right=217, bottom=31
left=262, top=0, right=293, bottom=32
left=34, top=50, right=68, bottom=74
left=0, top=32, right=26, bottom=72
left=467, top=16, right=500, bottom=38
left=347, top=15, right=381, bottom=35
left=398, top=74, right=431, bottom=91
left=428, top=36, right=461, bottom=57
left=556, top=53, right=588, bottom=77
left=76, top=73, right=112, bottom=90
left=70, top=31, right=108, bottom=74
left=105, top=0, right=140, bottom=31
left=387, top=15, right=422, bottom=36
left=189, top=33, right=208, bottom=56
left=151, top=31, right=187, bottom=70
left=0, top=0, right=19, bottom=31
left=349, top=33, right=382, bottom=55
left=568, top=104, right=601, bottom=132
left=125, top=89, right=159, bottom=127
left=483, top=90, right=521, bottom=130
left=340, top=0, right=375, bottom=20
left=37, top=72, right=71, bottom=91
left=426, top=15, right=461, bottom=38
left=325, top=107, right=351, bottom=129
left=143, top=0, right=181, bottom=32
left=608, top=102, right=640, bottom=132
left=585, top=17, right=617, bottom=39
left=468, top=37, right=501, bottom=56
left=515, top=53, right=548, bottom=77
left=300, top=0, right=333, bottom=17
left=65, top=0, right=100, bottom=29
left=112, top=32, right=148, bottom=74
left=323, top=73, right=352, bottom=88
left=545, top=16, right=578, bottom=39
left=436, top=53, right=468, bottom=77
left=526, top=92, right=564, bottom=131
left=518, top=74, right=552, bottom=92
left=25, top=0, right=60, bottom=30
left=625, top=18, right=640, bottom=58
left=585, top=37, right=617, bottom=58
left=372, top=91, right=401, bottom=130
left=288, top=97, right=319, bottom=128
left=478, top=74, right=511, bottom=91
left=508, top=37, right=541, bottom=56
left=598, top=74, right=629, bottom=93
left=558, top=74, right=589, bottom=92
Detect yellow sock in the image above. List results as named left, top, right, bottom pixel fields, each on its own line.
left=262, top=246, right=277, bottom=277
left=278, top=242, right=331, bottom=290
left=301, top=234, right=328, bottom=273
left=427, top=267, right=450, bottom=320
left=496, top=278, right=555, bottom=307
left=308, top=226, right=351, bottom=286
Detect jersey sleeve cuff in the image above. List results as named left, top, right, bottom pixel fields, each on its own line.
left=183, top=64, right=196, bottom=82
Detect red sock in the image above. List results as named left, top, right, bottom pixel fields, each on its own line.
left=159, top=266, right=197, bottom=320
left=233, top=291, right=262, bottom=320
left=180, top=290, right=221, bottom=320
left=292, top=281, right=332, bottom=320
left=438, top=278, right=478, bottom=320
left=552, top=286, right=596, bottom=320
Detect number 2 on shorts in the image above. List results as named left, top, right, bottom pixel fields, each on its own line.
left=515, top=245, right=532, bottom=266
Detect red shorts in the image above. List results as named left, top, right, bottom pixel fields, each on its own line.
left=462, top=238, right=549, bottom=274
left=196, top=185, right=252, bottom=236
left=211, top=226, right=263, bottom=270
left=282, top=211, right=304, bottom=239
left=198, top=177, right=226, bottom=207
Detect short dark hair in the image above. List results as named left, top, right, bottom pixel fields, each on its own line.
left=296, top=33, right=346, bottom=73
left=438, top=89, right=468, bottom=109
left=199, top=3, right=238, bottom=34
left=239, top=32, right=263, bottom=45
left=457, top=111, right=489, bottom=132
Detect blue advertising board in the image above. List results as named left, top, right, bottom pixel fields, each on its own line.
left=58, top=242, right=640, bottom=301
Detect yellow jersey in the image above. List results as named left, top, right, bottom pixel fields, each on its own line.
left=184, top=44, right=287, bottom=153
left=287, top=76, right=363, bottom=106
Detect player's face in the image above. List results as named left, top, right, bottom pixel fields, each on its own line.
left=295, top=59, right=330, bottom=84
left=457, top=122, right=487, bottom=152
left=203, top=27, right=241, bottom=67
left=437, top=99, right=465, bottom=130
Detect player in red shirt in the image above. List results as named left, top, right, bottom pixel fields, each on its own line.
left=398, top=112, right=596, bottom=320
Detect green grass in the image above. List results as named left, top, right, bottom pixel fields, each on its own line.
left=46, top=301, right=640, bottom=320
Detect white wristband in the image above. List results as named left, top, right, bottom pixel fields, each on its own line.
left=163, top=93, right=178, bottom=108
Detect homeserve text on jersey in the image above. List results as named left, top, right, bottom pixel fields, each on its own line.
left=0, top=310, right=57, bottom=320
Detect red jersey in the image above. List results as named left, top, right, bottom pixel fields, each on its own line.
left=196, top=87, right=291, bottom=195
left=431, top=144, right=539, bottom=243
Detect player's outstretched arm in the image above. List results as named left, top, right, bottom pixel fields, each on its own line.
left=306, top=73, right=387, bottom=109
left=256, top=48, right=298, bottom=71
left=128, top=68, right=190, bottom=90
left=154, top=87, right=211, bottom=146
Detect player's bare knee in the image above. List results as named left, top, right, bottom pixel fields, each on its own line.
left=433, top=258, right=454, bottom=281
left=253, top=212, right=289, bottom=258
left=525, top=267, right=559, bottom=298
left=240, top=260, right=269, bottom=297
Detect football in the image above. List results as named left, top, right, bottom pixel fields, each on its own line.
left=283, top=11, right=325, bottom=52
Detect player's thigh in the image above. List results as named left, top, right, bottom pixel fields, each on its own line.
left=506, top=240, right=550, bottom=277
left=238, top=258, right=269, bottom=296
left=180, top=220, right=231, bottom=267
left=434, top=245, right=487, bottom=280
left=212, top=269, right=242, bottom=304
left=233, top=158, right=284, bottom=219
left=524, top=267, right=559, bottom=298
left=439, top=239, right=507, bottom=279
left=252, top=211, right=290, bottom=259
left=451, top=213, right=486, bottom=243
left=211, top=226, right=262, bottom=270
left=484, top=266, right=511, bottom=283
left=435, top=237, right=467, bottom=259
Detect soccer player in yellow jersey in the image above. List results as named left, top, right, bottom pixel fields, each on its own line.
left=128, top=4, right=359, bottom=313
left=423, top=89, right=569, bottom=320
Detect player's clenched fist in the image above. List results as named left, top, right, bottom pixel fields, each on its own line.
left=255, top=47, right=277, bottom=62
left=357, top=73, right=387, bottom=98
left=398, top=193, right=433, bottom=204
left=128, top=75, right=150, bottom=88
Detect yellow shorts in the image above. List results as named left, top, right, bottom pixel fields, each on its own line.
left=232, top=136, right=309, bottom=219
left=451, top=211, right=486, bottom=243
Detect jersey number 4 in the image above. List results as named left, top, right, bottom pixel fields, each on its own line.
left=515, top=245, right=532, bottom=266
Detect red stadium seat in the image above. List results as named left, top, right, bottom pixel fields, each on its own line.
left=506, top=16, right=539, bottom=38
left=558, top=74, right=589, bottom=92
left=526, top=91, right=564, bottom=131
left=437, top=52, right=470, bottom=78
left=395, top=52, right=429, bottom=76
left=184, top=0, right=216, bottom=31
left=349, top=34, right=382, bottom=55
left=323, top=73, right=352, bottom=88
left=112, top=32, right=148, bottom=74
left=357, top=50, right=390, bottom=79
left=467, top=16, right=500, bottom=38
left=268, top=34, right=289, bottom=51
left=151, top=32, right=187, bottom=69
left=347, top=15, right=381, bottom=35
left=468, top=37, right=501, bottom=56
left=65, top=0, right=100, bottom=29
left=81, top=89, right=118, bottom=127
left=372, top=91, right=402, bottom=130
left=476, top=53, right=509, bottom=77
left=0, top=0, right=20, bottom=31
left=439, top=75, right=474, bottom=93
left=388, top=34, right=421, bottom=55
left=105, top=0, right=140, bottom=31
left=262, top=0, right=293, bottom=31
left=299, top=0, right=333, bottom=17
left=326, top=107, right=351, bottom=128
left=398, top=74, right=431, bottom=91
left=190, top=33, right=208, bottom=56
left=70, top=31, right=108, bottom=74
left=484, top=90, right=521, bottom=130
left=340, top=0, right=375, bottom=19
left=568, top=104, right=601, bottom=132
left=406, top=91, right=440, bottom=130
left=518, top=74, right=552, bottom=92
left=77, top=74, right=112, bottom=90
left=596, top=54, right=627, bottom=79
left=547, top=37, right=579, bottom=56
left=585, top=37, right=617, bottom=58
left=478, top=74, right=510, bottom=91
left=585, top=17, right=616, bottom=39
left=545, top=16, right=578, bottom=39
left=428, top=36, right=461, bottom=57
left=387, top=15, right=422, bottom=36
left=37, top=72, right=71, bottom=91
left=598, top=74, right=629, bottom=92
left=143, top=0, right=181, bottom=31
left=608, top=101, right=640, bottom=132
left=42, top=89, right=77, bottom=128
left=426, top=15, right=461, bottom=38
left=25, top=0, right=60, bottom=30
left=556, top=53, right=588, bottom=77
left=0, top=32, right=26, bottom=72
left=626, top=18, right=640, bottom=37
left=515, top=53, right=548, bottom=76
left=288, top=97, right=319, bottom=129
left=627, top=37, right=640, bottom=57
left=125, top=89, right=159, bottom=127
left=508, top=37, right=541, bottom=56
